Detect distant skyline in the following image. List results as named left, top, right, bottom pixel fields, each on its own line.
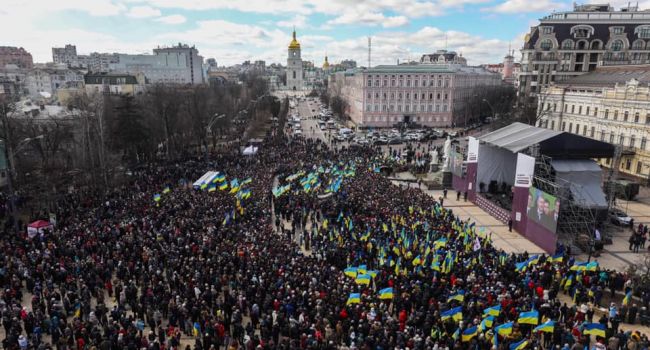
left=2, top=0, right=648, bottom=67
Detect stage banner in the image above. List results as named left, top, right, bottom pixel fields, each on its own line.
left=467, top=137, right=479, bottom=163
left=527, top=187, right=560, bottom=234
left=514, top=153, right=535, bottom=188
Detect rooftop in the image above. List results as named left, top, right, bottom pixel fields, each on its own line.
left=540, top=3, right=650, bottom=22
left=557, top=64, right=650, bottom=87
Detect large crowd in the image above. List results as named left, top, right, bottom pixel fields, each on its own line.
left=0, top=127, right=649, bottom=350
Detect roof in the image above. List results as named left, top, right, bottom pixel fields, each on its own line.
left=479, top=122, right=615, bottom=158
left=479, top=122, right=561, bottom=153
left=366, top=65, right=456, bottom=74
left=524, top=22, right=650, bottom=50
left=557, top=65, right=650, bottom=87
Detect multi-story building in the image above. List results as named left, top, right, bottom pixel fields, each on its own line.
left=330, top=61, right=501, bottom=128
left=481, top=51, right=521, bottom=85
left=109, top=43, right=204, bottom=85
left=25, top=67, right=85, bottom=99
left=519, top=3, right=650, bottom=102
left=420, top=50, right=468, bottom=66
left=52, top=44, right=120, bottom=71
left=0, top=47, right=33, bottom=69
left=52, top=44, right=78, bottom=66
left=537, top=64, right=650, bottom=182
left=84, top=72, right=146, bottom=96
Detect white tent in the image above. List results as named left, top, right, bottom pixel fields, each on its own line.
left=243, top=146, right=258, bottom=156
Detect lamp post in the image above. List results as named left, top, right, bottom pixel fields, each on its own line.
left=482, top=99, right=496, bottom=122
left=2, top=135, right=44, bottom=233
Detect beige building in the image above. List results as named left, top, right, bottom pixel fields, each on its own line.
left=84, top=72, right=146, bottom=96
left=329, top=63, right=501, bottom=127
left=537, top=65, right=650, bottom=183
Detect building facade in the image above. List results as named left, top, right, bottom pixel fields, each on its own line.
left=286, top=30, right=304, bottom=91
left=25, top=67, right=85, bottom=99
left=420, top=50, right=468, bottom=66
left=537, top=65, right=650, bottom=182
left=84, top=73, right=146, bottom=95
left=108, top=44, right=203, bottom=85
left=330, top=63, right=501, bottom=128
left=481, top=52, right=521, bottom=85
left=519, top=3, right=650, bottom=102
left=0, top=47, right=33, bottom=69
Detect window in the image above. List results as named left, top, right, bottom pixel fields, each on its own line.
left=543, top=27, right=552, bottom=34
left=601, top=132, right=606, bottom=141
left=641, top=137, right=647, bottom=150
left=406, top=93, right=410, bottom=100
left=367, top=92, right=372, bottom=99
left=405, top=105, right=410, bottom=112
left=590, top=126, right=595, bottom=137
left=562, top=122, right=566, bottom=131
left=569, top=123, right=573, bottom=132
left=564, top=104, right=568, bottom=112
left=429, top=93, right=433, bottom=100
left=375, top=93, right=380, bottom=99
left=614, top=110, right=618, bottom=120
left=391, top=80, right=396, bottom=86
left=625, top=159, right=632, bottom=170
left=562, top=40, right=574, bottom=50
left=383, top=80, right=387, bottom=86
left=635, top=113, right=640, bottom=123
left=611, top=40, right=624, bottom=51
left=604, top=109, right=609, bottom=119
left=619, top=134, right=625, bottom=145
left=594, top=107, right=598, bottom=116
left=612, top=27, right=624, bottom=35
left=414, top=80, right=419, bottom=87
left=374, top=105, right=379, bottom=112
left=578, top=106, right=582, bottom=114
left=586, top=106, right=590, bottom=115
left=571, top=105, right=575, bottom=114
left=383, top=93, right=387, bottom=100
left=637, top=162, right=643, bottom=174
left=398, top=93, right=402, bottom=99
left=406, top=80, right=411, bottom=87
left=398, top=105, right=402, bottom=112
left=367, top=79, right=372, bottom=87
left=638, top=26, right=650, bottom=39
left=633, top=40, right=645, bottom=50
left=583, top=125, right=587, bottom=135
left=551, top=120, right=555, bottom=130
left=414, top=94, right=418, bottom=100
left=630, top=135, right=636, bottom=148
left=647, top=113, right=650, bottom=124
left=540, top=39, right=553, bottom=50
left=366, top=104, right=371, bottom=112
left=624, top=111, right=629, bottom=122
left=610, top=133, right=615, bottom=143
left=293, top=71, right=296, bottom=79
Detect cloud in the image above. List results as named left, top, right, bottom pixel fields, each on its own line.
left=155, top=14, right=186, bottom=24
left=127, top=5, right=162, bottom=18
left=328, top=12, right=409, bottom=28
left=277, top=15, right=308, bottom=28
left=484, top=0, right=566, bottom=13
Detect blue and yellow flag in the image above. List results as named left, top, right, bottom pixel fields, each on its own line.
left=534, top=320, right=555, bottom=333
left=447, top=290, right=465, bottom=303
left=357, top=264, right=367, bottom=275
left=74, top=303, right=81, bottom=318
left=219, top=182, right=228, bottom=191
left=193, top=322, right=201, bottom=337
left=551, top=253, right=563, bottom=263
left=355, top=274, right=371, bottom=285
left=344, top=267, right=358, bottom=278
left=623, top=291, right=632, bottom=306
left=379, top=287, right=394, bottom=300
left=518, top=310, right=539, bottom=325
left=582, top=323, right=606, bottom=338
left=461, top=326, right=478, bottom=342
left=480, top=316, right=495, bottom=331
left=347, top=293, right=361, bottom=305
left=495, top=322, right=513, bottom=336
left=509, top=339, right=528, bottom=350
left=441, top=306, right=463, bottom=322
left=162, top=187, right=171, bottom=194
left=153, top=194, right=161, bottom=202
left=483, top=304, right=501, bottom=317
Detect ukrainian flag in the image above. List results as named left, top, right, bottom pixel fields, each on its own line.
left=518, top=310, right=539, bottom=325
left=200, top=183, right=208, bottom=190
left=358, top=265, right=367, bottom=275
left=583, top=323, right=606, bottom=338
left=241, top=177, right=252, bottom=185
left=153, top=194, right=161, bottom=202
left=509, top=339, right=528, bottom=350
left=412, top=255, right=422, bottom=266
left=219, top=182, right=228, bottom=191
left=441, top=306, right=463, bottom=322
left=515, top=261, right=528, bottom=272
left=355, top=274, right=371, bottom=285
left=193, top=322, right=201, bottom=337
left=461, top=326, right=478, bottom=342
left=214, top=173, right=226, bottom=182
left=495, top=322, right=513, bottom=336
left=347, top=293, right=361, bottom=305
left=379, top=287, right=394, bottom=300
left=208, top=185, right=217, bottom=192
left=447, top=290, right=465, bottom=303
left=527, top=255, right=540, bottom=266
left=480, top=316, right=495, bottom=331
left=585, top=261, right=598, bottom=271
left=551, top=253, right=563, bottom=263
left=74, top=303, right=81, bottom=318
left=368, top=270, right=378, bottom=278
left=623, top=291, right=632, bottom=306
left=534, top=320, right=555, bottom=333
left=483, top=305, right=501, bottom=317
left=344, top=267, right=358, bottom=278
left=162, top=187, right=171, bottom=194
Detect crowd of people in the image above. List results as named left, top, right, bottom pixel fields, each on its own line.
left=0, top=124, right=649, bottom=350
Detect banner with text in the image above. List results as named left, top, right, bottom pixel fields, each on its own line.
left=514, top=153, right=535, bottom=188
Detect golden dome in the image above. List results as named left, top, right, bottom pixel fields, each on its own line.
left=323, top=56, right=330, bottom=69
left=288, top=29, right=301, bottom=49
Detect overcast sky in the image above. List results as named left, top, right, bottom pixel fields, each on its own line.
left=2, top=0, right=647, bottom=67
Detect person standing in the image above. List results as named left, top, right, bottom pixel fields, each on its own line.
left=508, top=218, right=513, bottom=232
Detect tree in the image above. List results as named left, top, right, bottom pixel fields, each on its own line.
left=110, top=95, right=150, bottom=162
left=330, top=95, right=348, bottom=119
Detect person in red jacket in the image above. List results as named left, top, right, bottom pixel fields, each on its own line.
left=399, top=309, right=408, bottom=332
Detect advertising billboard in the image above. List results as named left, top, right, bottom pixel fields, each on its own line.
left=527, top=187, right=560, bottom=233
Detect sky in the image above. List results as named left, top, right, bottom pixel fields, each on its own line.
left=2, top=0, right=648, bottom=67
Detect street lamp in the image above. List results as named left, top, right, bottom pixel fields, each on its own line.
left=482, top=99, right=496, bottom=121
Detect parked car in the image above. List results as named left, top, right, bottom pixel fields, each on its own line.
left=610, top=209, right=632, bottom=226
left=374, top=137, right=389, bottom=145
left=388, top=137, right=402, bottom=145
